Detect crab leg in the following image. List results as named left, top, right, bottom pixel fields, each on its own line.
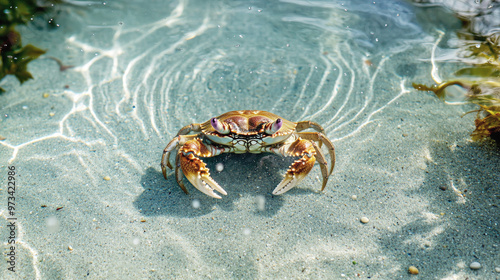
left=178, top=138, right=228, bottom=199
left=297, top=131, right=336, bottom=180
left=175, top=151, right=189, bottom=194
left=306, top=140, right=330, bottom=191
left=295, top=120, right=327, bottom=148
left=295, top=120, right=325, bottom=133
left=161, top=134, right=199, bottom=177
left=176, top=123, right=202, bottom=135
left=161, top=123, right=203, bottom=174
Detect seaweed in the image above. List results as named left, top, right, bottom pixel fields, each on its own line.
left=0, top=31, right=46, bottom=92
left=413, top=9, right=500, bottom=143
left=0, top=0, right=63, bottom=92
left=413, top=79, right=500, bottom=142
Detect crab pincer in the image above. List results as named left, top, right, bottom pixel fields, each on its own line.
left=178, top=139, right=227, bottom=199
left=272, top=138, right=318, bottom=195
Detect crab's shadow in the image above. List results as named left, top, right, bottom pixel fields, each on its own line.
left=134, top=153, right=310, bottom=217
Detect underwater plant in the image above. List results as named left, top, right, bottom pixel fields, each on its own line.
left=413, top=78, right=500, bottom=142
left=0, top=30, right=46, bottom=92
left=412, top=4, right=500, bottom=143
left=0, top=0, right=64, bottom=92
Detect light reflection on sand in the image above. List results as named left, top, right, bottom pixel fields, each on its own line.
left=0, top=0, right=498, bottom=279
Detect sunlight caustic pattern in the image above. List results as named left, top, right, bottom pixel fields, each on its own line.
left=0, top=0, right=411, bottom=163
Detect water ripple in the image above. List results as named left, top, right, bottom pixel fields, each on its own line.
left=0, top=1, right=447, bottom=277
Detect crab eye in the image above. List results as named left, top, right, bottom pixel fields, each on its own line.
left=210, top=118, right=230, bottom=134
left=264, top=118, right=282, bottom=135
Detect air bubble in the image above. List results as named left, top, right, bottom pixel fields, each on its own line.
left=192, top=199, right=200, bottom=209
left=216, top=163, right=224, bottom=172
left=132, top=238, right=140, bottom=245
left=256, top=195, right=265, bottom=211
left=46, top=216, right=59, bottom=232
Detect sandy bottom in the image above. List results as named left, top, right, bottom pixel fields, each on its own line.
left=0, top=0, right=499, bottom=279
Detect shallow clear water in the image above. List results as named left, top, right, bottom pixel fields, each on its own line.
left=1, top=0, right=499, bottom=279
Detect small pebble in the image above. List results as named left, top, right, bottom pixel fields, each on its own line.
left=470, top=262, right=481, bottom=270
left=439, top=186, right=447, bottom=191
left=351, top=195, right=357, bottom=200
left=103, top=176, right=111, bottom=181
left=0, top=135, right=5, bottom=140
left=68, top=245, right=73, bottom=251
left=43, top=93, right=50, bottom=98
left=360, top=217, right=369, bottom=224
left=49, top=112, right=55, bottom=117
left=408, top=266, right=419, bottom=275
left=495, top=267, right=500, bottom=273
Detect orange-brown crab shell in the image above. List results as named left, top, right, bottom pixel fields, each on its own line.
left=200, top=110, right=297, bottom=144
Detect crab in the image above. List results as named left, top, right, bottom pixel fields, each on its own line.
left=161, top=110, right=335, bottom=199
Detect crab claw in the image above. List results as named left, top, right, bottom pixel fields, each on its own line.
left=184, top=173, right=226, bottom=199
left=273, top=154, right=316, bottom=195
left=272, top=138, right=317, bottom=195
left=179, top=140, right=227, bottom=199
